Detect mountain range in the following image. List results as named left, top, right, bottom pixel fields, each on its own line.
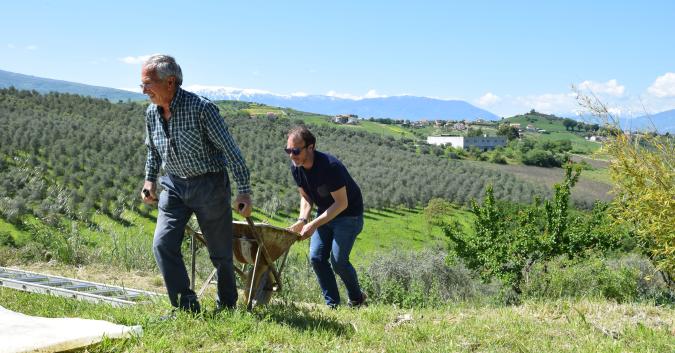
left=0, top=69, right=145, bottom=101
left=1, top=68, right=674, bottom=131
left=0, top=69, right=498, bottom=121
left=187, top=86, right=500, bottom=121
left=622, top=110, right=675, bottom=133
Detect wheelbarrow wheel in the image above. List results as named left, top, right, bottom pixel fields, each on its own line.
left=243, top=268, right=274, bottom=307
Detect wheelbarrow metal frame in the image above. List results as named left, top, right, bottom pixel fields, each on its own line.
left=186, top=217, right=299, bottom=311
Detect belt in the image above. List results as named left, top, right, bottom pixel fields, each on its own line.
left=169, top=171, right=224, bottom=181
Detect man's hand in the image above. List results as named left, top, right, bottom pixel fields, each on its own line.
left=287, top=221, right=304, bottom=234
left=233, top=193, right=252, bottom=217
left=299, top=222, right=318, bottom=241
left=141, top=181, right=157, bottom=204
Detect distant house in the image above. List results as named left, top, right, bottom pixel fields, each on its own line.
left=427, top=135, right=507, bottom=151
left=509, top=123, right=521, bottom=129
left=333, top=115, right=349, bottom=124
left=588, top=135, right=606, bottom=142
left=526, top=124, right=537, bottom=132
left=347, top=117, right=359, bottom=125
left=453, top=122, right=467, bottom=131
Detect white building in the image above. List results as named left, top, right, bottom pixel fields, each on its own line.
left=427, top=135, right=507, bottom=151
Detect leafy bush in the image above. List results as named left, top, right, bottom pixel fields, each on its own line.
left=360, top=249, right=491, bottom=308
left=522, top=253, right=674, bottom=304
left=522, top=148, right=563, bottom=167
left=577, top=92, right=675, bottom=283
left=522, top=255, right=639, bottom=302
left=444, top=164, right=627, bottom=294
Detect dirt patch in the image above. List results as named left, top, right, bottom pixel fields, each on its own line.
left=570, top=154, right=610, bottom=169
left=483, top=163, right=613, bottom=204
left=9, top=262, right=165, bottom=293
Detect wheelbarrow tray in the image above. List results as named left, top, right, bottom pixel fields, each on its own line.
left=232, top=221, right=300, bottom=265
left=188, top=219, right=300, bottom=309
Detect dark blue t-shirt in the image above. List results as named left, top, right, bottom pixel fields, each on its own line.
left=291, top=151, right=363, bottom=218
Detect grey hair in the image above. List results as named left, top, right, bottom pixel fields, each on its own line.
left=143, top=54, right=183, bottom=86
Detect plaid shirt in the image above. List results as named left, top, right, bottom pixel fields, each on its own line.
left=144, top=87, right=251, bottom=194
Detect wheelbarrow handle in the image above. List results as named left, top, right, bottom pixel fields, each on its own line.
left=243, top=215, right=283, bottom=292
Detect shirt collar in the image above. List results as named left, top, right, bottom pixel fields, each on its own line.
left=169, top=86, right=184, bottom=111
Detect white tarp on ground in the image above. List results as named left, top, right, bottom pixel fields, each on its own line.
left=0, top=305, right=142, bottom=353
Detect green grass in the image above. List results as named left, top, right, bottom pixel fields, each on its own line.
left=2, top=289, right=672, bottom=352
left=505, top=114, right=601, bottom=154
left=243, top=107, right=287, bottom=116
left=1, top=202, right=459, bottom=271
left=525, top=130, right=600, bottom=154
left=0, top=217, right=26, bottom=244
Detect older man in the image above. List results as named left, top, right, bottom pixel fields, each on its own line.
left=140, top=54, right=252, bottom=313
left=286, top=126, right=367, bottom=308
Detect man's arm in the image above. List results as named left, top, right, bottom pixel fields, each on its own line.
left=289, top=188, right=314, bottom=234
left=200, top=103, right=252, bottom=215
left=298, top=186, right=348, bottom=240
left=142, top=121, right=160, bottom=203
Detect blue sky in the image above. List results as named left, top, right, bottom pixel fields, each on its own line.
left=2, top=0, right=675, bottom=116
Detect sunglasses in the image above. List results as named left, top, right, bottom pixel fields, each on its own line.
left=284, top=145, right=308, bottom=155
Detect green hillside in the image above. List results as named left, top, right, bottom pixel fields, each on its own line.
left=216, top=101, right=419, bottom=139
left=0, top=88, right=555, bottom=260
left=1, top=89, right=672, bottom=353
left=503, top=112, right=601, bottom=154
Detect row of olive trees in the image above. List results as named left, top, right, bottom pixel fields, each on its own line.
left=1, top=88, right=550, bottom=228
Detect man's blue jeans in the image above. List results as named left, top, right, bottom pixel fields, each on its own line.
left=152, top=172, right=237, bottom=310
left=309, top=215, right=364, bottom=307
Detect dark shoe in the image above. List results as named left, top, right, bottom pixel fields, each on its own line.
left=178, top=293, right=201, bottom=314
left=158, top=309, right=178, bottom=321
left=348, top=292, right=368, bottom=308
left=212, top=301, right=236, bottom=316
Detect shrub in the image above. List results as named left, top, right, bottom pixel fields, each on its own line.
left=360, top=249, right=490, bottom=308
left=522, top=255, right=638, bottom=302
left=577, top=91, right=675, bottom=282
left=445, top=164, right=626, bottom=294
left=522, top=148, right=562, bottom=167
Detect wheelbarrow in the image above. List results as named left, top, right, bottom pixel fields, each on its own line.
left=185, top=217, right=301, bottom=311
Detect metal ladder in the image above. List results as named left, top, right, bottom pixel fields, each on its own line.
left=0, top=267, right=161, bottom=307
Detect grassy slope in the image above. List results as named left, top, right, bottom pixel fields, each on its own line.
left=505, top=114, right=601, bottom=154
left=2, top=201, right=463, bottom=269
left=1, top=289, right=672, bottom=352
left=217, top=101, right=419, bottom=139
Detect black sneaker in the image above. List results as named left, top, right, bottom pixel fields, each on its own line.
left=348, top=292, right=368, bottom=308
left=179, top=294, right=202, bottom=314
left=158, top=309, right=178, bottom=321
left=211, top=301, right=236, bottom=316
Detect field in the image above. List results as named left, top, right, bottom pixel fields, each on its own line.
left=2, top=289, right=673, bottom=352
left=505, top=114, right=601, bottom=154
left=469, top=160, right=612, bottom=206
left=1, top=91, right=672, bottom=352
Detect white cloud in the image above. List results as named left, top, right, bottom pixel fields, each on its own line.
left=25, top=45, right=38, bottom=51
left=364, top=89, right=386, bottom=99
left=515, top=92, right=578, bottom=115
left=7, top=44, right=15, bottom=49
left=577, top=79, right=625, bottom=96
left=647, top=72, right=675, bottom=98
left=325, top=90, right=387, bottom=100
left=119, top=54, right=155, bottom=64
left=476, top=92, right=501, bottom=106
left=325, top=91, right=359, bottom=99
left=119, top=87, right=142, bottom=93
left=290, top=92, right=308, bottom=97
left=185, top=85, right=274, bottom=96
